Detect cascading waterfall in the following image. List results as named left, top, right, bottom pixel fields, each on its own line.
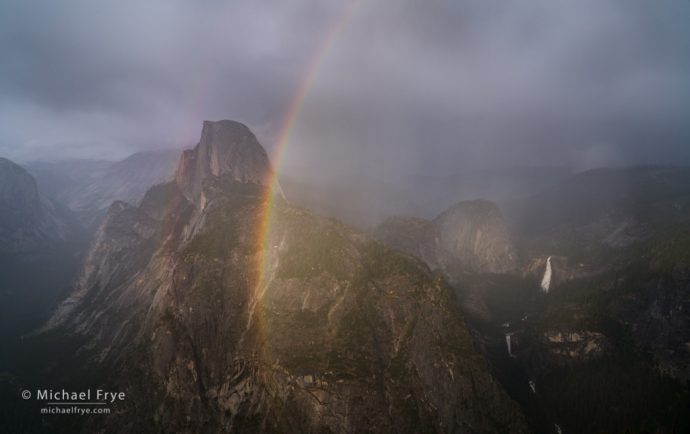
left=529, top=380, right=536, bottom=394
left=505, top=333, right=514, bottom=357
left=554, top=423, right=562, bottom=434
left=540, top=256, right=553, bottom=293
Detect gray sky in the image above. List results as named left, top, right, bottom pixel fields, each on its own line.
left=1, top=0, right=689, bottom=178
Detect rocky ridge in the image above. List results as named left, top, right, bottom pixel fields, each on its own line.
left=45, top=121, right=527, bottom=433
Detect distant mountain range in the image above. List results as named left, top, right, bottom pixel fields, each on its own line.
left=282, top=166, right=571, bottom=229
left=26, top=149, right=181, bottom=228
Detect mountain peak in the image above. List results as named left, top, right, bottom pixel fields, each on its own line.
left=375, top=199, right=516, bottom=278
left=0, top=157, right=41, bottom=217
left=202, top=118, right=251, bottom=132
left=0, top=157, right=82, bottom=253
left=175, top=120, right=277, bottom=201
left=436, top=199, right=502, bottom=220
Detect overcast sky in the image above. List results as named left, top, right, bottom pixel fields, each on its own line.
left=1, top=0, right=689, bottom=178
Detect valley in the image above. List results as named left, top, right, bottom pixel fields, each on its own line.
left=1, top=123, right=689, bottom=433
left=3, top=2, right=688, bottom=432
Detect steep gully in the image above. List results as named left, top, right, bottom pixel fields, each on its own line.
left=464, top=310, right=558, bottom=433
left=460, top=262, right=561, bottom=434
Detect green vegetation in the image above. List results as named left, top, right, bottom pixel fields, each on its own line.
left=516, top=222, right=690, bottom=433
left=289, top=308, right=324, bottom=328
left=276, top=225, right=352, bottom=280
left=183, top=205, right=242, bottom=259
left=353, top=242, right=429, bottom=300
left=184, top=226, right=238, bottom=258
left=540, top=355, right=690, bottom=433
left=630, top=225, right=690, bottom=273
left=362, top=242, right=427, bottom=281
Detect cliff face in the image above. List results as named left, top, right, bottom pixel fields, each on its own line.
left=433, top=201, right=517, bottom=276
left=0, top=158, right=82, bottom=254
left=47, top=121, right=526, bottom=433
left=175, top=120, right=277, bottom=203
left=375, top=200, right=517, bottom=280
left=500, top=167, right=690, bottom=380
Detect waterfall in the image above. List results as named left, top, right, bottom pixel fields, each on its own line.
left=540, top=256, right=552, bottom=293
left=505, top=333, right=514, bottom=357
left=529, top=380, right=536, bottom=394
left=554, top=423, right=562, bottom=434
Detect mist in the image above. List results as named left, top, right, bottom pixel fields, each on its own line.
left=3, top=4, right=690, bottom=432
left=1, top=0, right=689, bottom=221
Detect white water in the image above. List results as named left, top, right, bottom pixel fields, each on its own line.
left=554, top=423, right=562, bottom=434
left=529, top=380, right=536, bottom=394
left=541, top=256, right=553, bottom=293
left=505, top=333, right=514, bottom=357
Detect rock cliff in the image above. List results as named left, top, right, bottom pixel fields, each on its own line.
left=375, top=200, right=517, bottom=280
left=0, top=157, right=82, bottom=253
left=46, top=121, right=526, bottom=433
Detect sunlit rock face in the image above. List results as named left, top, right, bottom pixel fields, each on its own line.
left=46, top=121, right=526, bottom=434
left=0, top=157, right=82, bottom=253
left=375, top=200, right=517, bottom=280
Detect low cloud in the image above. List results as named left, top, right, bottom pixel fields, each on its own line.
left=0, top=0, right=688, bottom=178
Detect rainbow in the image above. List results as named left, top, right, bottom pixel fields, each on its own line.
left=255, top=0, right=361, bottom=292
left=247, top=0, right=361, bottom=363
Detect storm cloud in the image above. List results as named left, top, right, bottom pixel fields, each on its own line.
left=1, top=0, right=689, bottom=178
